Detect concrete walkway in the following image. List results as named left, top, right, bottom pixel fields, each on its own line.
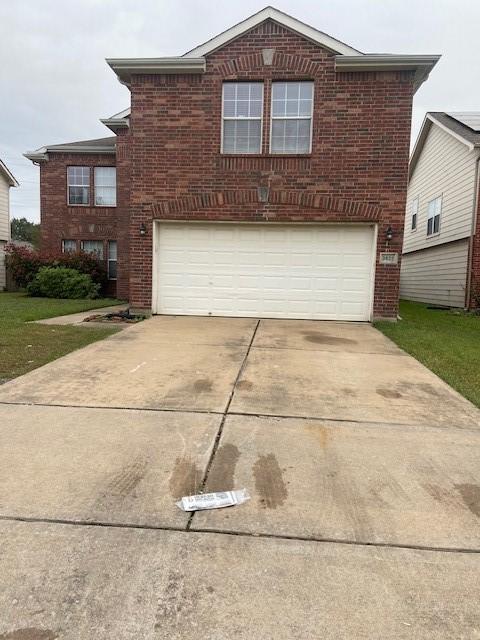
left=0, top=317, right=479, bottom=638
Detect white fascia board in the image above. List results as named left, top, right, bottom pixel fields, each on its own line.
left=0, top=159, right=19, bottom=186
left=335, top=54, right=440, bottom=92
left=100, top=117, right=130, bottom=133
left=183, top=6, right=362, bottom=58
left=106, top=57, right=206, bottom=85
left=24, top=145, right=116, bottom=163
left=109, top=107, right=131, bottom=119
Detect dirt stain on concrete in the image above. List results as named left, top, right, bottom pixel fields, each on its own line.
left=206, top=443, right=240, bottom=492
left=376, top=387, right=402, bottom=399
left=0, top=631, right=58, bottom=640
left=302, top=331, right=356, bottom=346
left=236, top=379, right=254, bottom=391
left=169, top=456, right=203, bottom=499
left=253, top=453, right=288, bottom=509
left=342, top=387, right=357, bottom=397
left=306, top=424, right=329, bottom=449
left=455, top=483, right=480, bottom=518
left=107, top=456, right=148, bottom=497
left=193, top=379, right=213, bottom=393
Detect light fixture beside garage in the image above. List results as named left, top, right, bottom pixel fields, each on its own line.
left=139, top=223, right=147, bottom=236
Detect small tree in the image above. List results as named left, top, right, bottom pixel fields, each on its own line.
left=10, top=217, right=41, bottom=248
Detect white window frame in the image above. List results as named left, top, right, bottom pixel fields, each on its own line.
left=61, top=239, right=77, bottom=253
left=221, top=82, right=264, bottom=154
left=94, top=167, right=117, bottom=207
left=81, top=240, right=104, bottom=259
left=427, top=195, right=442, bottom=237
left=67, top=166, right=90, bottom=206
left=108, top=240, right=117, bottom=280
left=270, top=81, right=314, bottom=155
left=411, top=197, right=419, bottom=232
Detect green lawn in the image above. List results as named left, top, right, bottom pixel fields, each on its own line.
left=0, top=292, right=123, bottom=382
left=375, top=300, right=480, bottom=408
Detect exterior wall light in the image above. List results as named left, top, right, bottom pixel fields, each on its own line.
left=385, top=226, right=394, bottom=242
left=140, top=223, right=147, bottom=236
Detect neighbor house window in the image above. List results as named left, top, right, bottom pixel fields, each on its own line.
left=427, top=196, right=442, bottom=236
left=222, top=82, right=263, bottom=153
left=94, top=167, right=116, bottom=206
left=108, top=240, right=117, bottom=280
left=411, top=197, right=419, bottom=231
left=62, top=239, right=77, bottom=253
left=271, top=81, right=314, bottom=154
left=81, top=240, right=104, bottom=259
left=67, top=167, right=90, bottom=205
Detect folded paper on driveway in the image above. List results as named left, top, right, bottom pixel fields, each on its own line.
left=176, top=489, right=250, bottom=512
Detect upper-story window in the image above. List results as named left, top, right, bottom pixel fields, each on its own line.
left=271, top=81, right=314, bottom=154
left=94, top=167, right=116, bottom=206
left=67, top=167, right=90, bottom=205
left=222, top=82, right=263, bottom=153
left=411, top=197, right=419, bottom=231
left=427, top=196, right=442, bottom=236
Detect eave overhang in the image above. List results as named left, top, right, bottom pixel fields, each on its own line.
left=100, top=117, right=130, bottom=133
left=335, top=54, right=440, bottom=92
left=106, top=57, right=206, bottom=85
left=24, top=145, right=116, bottom=163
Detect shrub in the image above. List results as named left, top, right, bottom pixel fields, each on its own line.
left=4, top=244, right=107, bottom=290
left=27, top=267, right=100, bottom=299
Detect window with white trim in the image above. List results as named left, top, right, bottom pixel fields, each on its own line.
left=427, top=196, right=442, bottom=236
left=108, top=240, right=117, bottom=280
left=62, top=239, right=77, bottom=253
left=67, top=167, right=90, bottom=205
left=271, top=81, right=314, bottom=154
left=222, top=82, right=263, bottom=153
left=81, top=240, right=104, bottom=259
left=94, top=167, right=116, bottom=206
left=411, top=197, right=419, bottom=231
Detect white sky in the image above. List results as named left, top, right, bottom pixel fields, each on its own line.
left=1, top=0, right=479, bottom=222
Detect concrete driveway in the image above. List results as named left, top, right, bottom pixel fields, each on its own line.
left=1, top=317, right=480, bottom=638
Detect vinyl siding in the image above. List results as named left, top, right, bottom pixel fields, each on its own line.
left=0, top=240, right=6, bottom=289
left=404, top=123, right=479, bottom=253
left=0, top=173, right=10, bottom=241
left=400, top=239, right=469, bottom=307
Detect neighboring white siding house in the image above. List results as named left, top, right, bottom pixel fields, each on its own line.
left=0, top=159, right=19, bottom=290
left=401, top=113, right=480, bottom=307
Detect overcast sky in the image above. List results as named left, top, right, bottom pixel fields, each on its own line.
left=1, top=0, right=479, bottom=223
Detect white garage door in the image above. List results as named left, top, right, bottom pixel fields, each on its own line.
left=153, top=223, right=376, bottom=321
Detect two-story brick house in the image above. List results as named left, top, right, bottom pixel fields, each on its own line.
left=26, top=7, right=439, bottom=320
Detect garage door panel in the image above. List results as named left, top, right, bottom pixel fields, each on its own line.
left=155, top=224, right=375, bottom=321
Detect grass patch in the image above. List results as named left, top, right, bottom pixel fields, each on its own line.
left=0, top=292, right=124, bottom=381
left=375, top=300, right=480, bottom=408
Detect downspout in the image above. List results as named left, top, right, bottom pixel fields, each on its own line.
left=465, top=152, right=480, bottom=309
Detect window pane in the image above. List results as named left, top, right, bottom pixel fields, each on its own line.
left=411, top=214, right=417, bottom=230
left=427, top=218, right=433, bottom=235
left=108, top=260, right=117, bottom=280
left=81, top=240, right=104, bottom=259
left=271, top=119, right=311, bottom=153
left=68, top=166, right=89, bottom=186
left=62, top=239, right=76, bottom=253
left=69, top=186, right=89, bottom=205
left=433, top=215, right=440, bottom=233
left=94, top=167, right=116, bottom=205
left=108, top=240, right=117, bottom=260
left=95, top=186, right=116, bottom=206
left=223, top=119, right=261, bottom=153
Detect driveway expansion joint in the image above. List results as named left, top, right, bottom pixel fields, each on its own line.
left=1, top=514, right=479, bottom=556
left=187, top=319, right=261, bottom=530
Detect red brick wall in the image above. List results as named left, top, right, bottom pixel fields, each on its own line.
left=39, top=151, right=128, bottom=298
left=128, top=20, right=414, bottom=317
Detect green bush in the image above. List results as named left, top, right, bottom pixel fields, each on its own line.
left=4, top=244, right=107, bottom=290
left=27, top=267, right=100, bottom=299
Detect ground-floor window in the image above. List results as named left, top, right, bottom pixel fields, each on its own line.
left=81, top=240, right=104, bottom=259
left=108, top=240, right=117, bottom=280
left=62, top=239, right=77, bottom=253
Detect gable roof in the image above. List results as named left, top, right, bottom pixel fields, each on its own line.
left=25, top=137, right=116, bottom=162
left=106, top=6, right=439, bottom=93
left=183, top=6, right=362, bottom=57
left=0, top=158, right=19, bottom=187
left=409, top=112, right=480, bottom=179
